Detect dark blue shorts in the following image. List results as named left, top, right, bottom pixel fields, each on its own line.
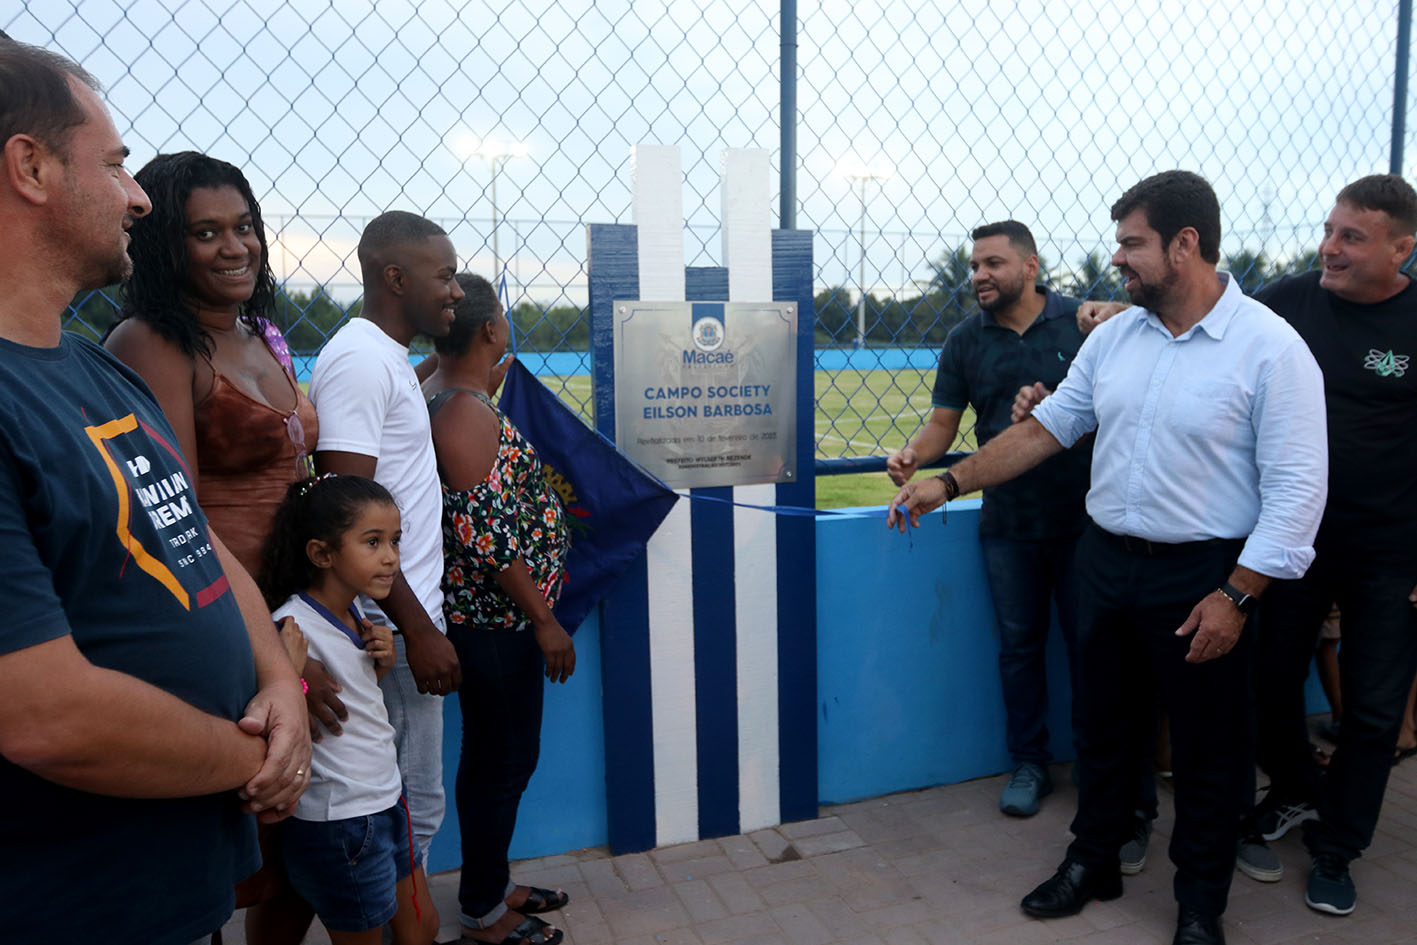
left=281, top=800, right=420, bottom=932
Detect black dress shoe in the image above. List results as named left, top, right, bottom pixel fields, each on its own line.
left=1020, top=858, right=1123, bottom=918
left=1174, top=906, right=1225, bottom=945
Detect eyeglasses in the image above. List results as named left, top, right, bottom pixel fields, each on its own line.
left=285, top=409, right=313, bottom=477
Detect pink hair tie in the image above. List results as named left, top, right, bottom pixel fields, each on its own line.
left=300, top=677, right=309, bottom=695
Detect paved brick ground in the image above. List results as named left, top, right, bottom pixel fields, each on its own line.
left=220, top=742, right=1417, bottom=945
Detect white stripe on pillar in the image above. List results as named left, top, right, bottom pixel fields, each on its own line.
left=721, top=148, right=781, bottom=832
left=631, top=145, right=700, bottom=847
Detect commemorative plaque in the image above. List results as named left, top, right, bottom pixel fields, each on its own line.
left=613, top=300, right=797, bottom=489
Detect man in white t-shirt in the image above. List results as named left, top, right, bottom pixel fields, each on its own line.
left=308, top=210, right=464, bottom=857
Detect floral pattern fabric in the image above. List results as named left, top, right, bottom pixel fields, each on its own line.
left=438, top=390, right=569, bottom=630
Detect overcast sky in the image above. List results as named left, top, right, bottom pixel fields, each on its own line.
left=4, top=0, right=1408, bottom=304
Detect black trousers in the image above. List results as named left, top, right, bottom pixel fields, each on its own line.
left=1066, top=524, right=1251, bottom=917
left=1255, top=550, right=1417, bottom=862
left=450, top=624, right=546, bottom=923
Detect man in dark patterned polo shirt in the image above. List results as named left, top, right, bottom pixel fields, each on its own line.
left=888, top=221, right=1122, bottom=820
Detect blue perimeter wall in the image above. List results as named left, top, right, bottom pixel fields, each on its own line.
left=292, top=347, right=941, bottom=385
left=425, top=500, right=1329, bottom=874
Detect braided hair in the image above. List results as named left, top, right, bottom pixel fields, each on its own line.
left=258, top=474, right=398, bottom=610
left=117, top=151, right=277, bottom=358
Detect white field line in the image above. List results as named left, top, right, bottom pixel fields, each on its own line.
left=815, top=430, right=893, bottom=452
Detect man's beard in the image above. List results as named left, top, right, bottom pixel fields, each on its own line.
left=48, top=184, right=134, bottom=290
left=975, top=276, right=1026, bottom=313
left=74, top=240, right=133, bottom=290
left=1123, top=264, right=1178, bottom=313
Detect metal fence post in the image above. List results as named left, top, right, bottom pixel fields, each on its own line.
left=1394, top=0, right=1412, bottom=175
left=779, top=0, right=797, bottom=230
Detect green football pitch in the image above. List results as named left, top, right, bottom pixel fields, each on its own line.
left=543, top=369, right=979, bottom=509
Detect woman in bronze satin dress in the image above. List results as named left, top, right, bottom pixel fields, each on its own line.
left=104, top=151, right=317, bottom=945
left=106, top=152, right=317, bottom=575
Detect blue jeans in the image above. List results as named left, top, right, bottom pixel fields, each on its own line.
left=281, top=801, right=419, bottom=933
left=379, top=630, right=447, bottom=863
left=980, top=533, right=1081, bottom=766
left=450, top=624, right=545, bottom=927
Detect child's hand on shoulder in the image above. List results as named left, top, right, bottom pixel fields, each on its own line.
left=361, top=618, right=395, bottom=670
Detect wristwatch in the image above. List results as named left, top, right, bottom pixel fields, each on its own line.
left=1217, top=582, right=1256, bottom=616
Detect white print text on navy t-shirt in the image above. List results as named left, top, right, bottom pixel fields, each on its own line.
left=125, top=456, right=211, bottom=568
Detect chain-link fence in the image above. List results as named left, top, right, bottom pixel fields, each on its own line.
left=8, top=0, right=1411, bottom=472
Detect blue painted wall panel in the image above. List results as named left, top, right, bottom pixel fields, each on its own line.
left=427, top=503, right=1335, bottom=866
left=771, top=228, right=820, bottom=823
left=815, top=501, right=1076, bottom=803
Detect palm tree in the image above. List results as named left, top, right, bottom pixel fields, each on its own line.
left=1066, top=251, right=1122, bottom=300
left=925, top=246, right=971, bottom=299
left=1224, top=249, right=1270, bottom=295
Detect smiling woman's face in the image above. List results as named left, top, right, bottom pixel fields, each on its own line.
left=180, top=185, right=262, bottom=314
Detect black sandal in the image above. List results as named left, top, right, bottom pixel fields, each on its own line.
left=517, top=885, right=570, bottom=915
left=440, top=915, right=564, bottom=945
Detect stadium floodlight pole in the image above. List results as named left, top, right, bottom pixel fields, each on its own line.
left=836, top=158, right=893, bottom=349
left=460, top=137, right=530, bottom=278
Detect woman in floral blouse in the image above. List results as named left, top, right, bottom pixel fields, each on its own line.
left=423, top=273, right=574, bottom=945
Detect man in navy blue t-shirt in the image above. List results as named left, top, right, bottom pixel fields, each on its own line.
left=0, top=41, right=310, bottom=944
left=888, top=221, right=1126, bottom=820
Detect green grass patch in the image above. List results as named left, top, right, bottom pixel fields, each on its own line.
left=816, top=470, right=900, bottom=510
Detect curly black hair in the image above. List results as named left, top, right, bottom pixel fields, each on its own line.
left=115, top=151, right=277, bottom=358
left=258, top=474, right=399, bottom=611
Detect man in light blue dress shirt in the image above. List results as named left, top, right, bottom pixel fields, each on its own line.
left=889, top=171, right=1328, bottom=945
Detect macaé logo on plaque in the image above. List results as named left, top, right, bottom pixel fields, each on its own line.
left=614, top=301, right=797, bottom=489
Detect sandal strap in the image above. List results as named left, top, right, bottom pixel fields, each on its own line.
left=508, top=915, right=563, bottom=945
left=520, top=885, right=570, bottom=914
left=440, top=916, right=562, bottom=945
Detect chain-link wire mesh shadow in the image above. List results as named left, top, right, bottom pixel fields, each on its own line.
left=10, top=0, right=1409, bottom=473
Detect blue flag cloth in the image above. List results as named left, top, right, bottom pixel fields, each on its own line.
left=498, top=358, right=678, bottom=633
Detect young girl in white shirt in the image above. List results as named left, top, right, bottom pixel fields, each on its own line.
left=259, top=473, right=439, bottom=945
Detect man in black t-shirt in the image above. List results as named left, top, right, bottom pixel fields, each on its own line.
left=1248, top=175, right=1417, bottom=918
left=0, top=41, right=310, bottom=943
left=888, top=221, right=1130, bottom=821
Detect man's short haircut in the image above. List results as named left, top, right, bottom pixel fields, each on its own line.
left=1110, top=170, right=1221, bottom=264
left=1335, top=174, right=1417, bottom=237
left=971, top=220, right=1038, bottom=258
left=357, top=210, right=447, bottom=269
left=434, top=273, right=499, bottom=358
left=0, top=39, right=101, bottom=158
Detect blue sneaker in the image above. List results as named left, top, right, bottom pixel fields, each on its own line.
left=1000, top=762, right=1053, bottom=817
left=1305, top=852, right=1356, bottom=916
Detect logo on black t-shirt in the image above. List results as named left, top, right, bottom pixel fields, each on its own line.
left=83, top=412, right=229, bottom=611
left=1364, top=349, right=1409, bottom=378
